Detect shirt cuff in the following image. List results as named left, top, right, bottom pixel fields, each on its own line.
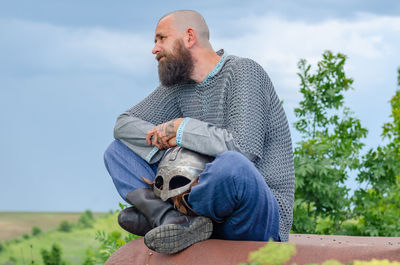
left=176, top=117, right=191, bottom=146
left=145, top=146, right=159, bottom=163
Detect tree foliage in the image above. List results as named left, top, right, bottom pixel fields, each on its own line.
left=293, top=51, right=368, bottom=233
left=293, top=57, right=400, bottom=236
left=352, top=68, right=400, bottom=236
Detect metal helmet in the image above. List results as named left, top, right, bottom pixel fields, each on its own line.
left=153, top=146, right=214, bottom=201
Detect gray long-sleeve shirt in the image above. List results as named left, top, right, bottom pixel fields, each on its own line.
left=114, top=54, right=294, bottom=241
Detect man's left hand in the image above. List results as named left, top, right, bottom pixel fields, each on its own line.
left=146, top=118, right=184, bottom=149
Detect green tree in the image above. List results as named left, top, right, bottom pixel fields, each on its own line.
left=293, top=51, right=368, bottom=234
left=352, top=67, right=400, bottom=236
left=41, top=243, right=67, bottom=265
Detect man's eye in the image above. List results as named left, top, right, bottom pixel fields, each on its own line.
left=154, top=35, right=166, bottom=43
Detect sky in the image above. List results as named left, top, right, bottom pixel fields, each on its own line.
left=1, top=0, right=400, bottom=212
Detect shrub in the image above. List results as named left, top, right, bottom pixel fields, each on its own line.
left=77, top=210, right=95, bottom=229
left=95, top=230, right=138, bottom=262
left=82, top=249, right=97, bottom=265
left=83, top=209, right=94, bottom=220
left=77, top=215, right=93, bottom=228
left=7, top=238, right=21, bottom=245
left=57, top=220, right=72, bottom=232
left=32, top=226, right=42, bottom=236
left=41, top=243, right=67, bottom=265
left=22, top=233, right=30, bottom=240
left=0, top=241, right=4, bottom=252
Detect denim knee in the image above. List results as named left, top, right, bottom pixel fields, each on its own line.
left=209, top=151, right=254, bottom=180
left=104, top=140, right=126, bottom=166
left=104, top=140, right=117, bottom=168
left=216, top=150, right=252, bottom=167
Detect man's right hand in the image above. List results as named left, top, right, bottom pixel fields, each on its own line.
left=167, top=137, right=177, bottom=148
left=146, top=119, right=183, bottom=149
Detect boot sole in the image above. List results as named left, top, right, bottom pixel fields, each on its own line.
left=144, top=216, right=213, bottom=254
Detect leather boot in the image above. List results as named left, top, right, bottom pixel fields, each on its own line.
left=126, top=188, right=213, bottom=254
left=118, top=206, right=152, bottom=237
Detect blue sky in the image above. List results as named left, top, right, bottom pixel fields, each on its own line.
left=1, top=1, right=400, bottom=212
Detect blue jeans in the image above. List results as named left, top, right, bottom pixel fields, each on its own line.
left=104, top=140, right=280, bottom=241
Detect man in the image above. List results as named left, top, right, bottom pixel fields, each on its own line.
left=104, top=10, right=294, bottom=254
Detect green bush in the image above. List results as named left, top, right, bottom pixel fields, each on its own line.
left=81, top=249, right=97, bottom=265
left=0, top=241, right=4, bottom=252
left=32, top=225, right=42, bottom=236
left=22, top=233, right=30, bottom=240
left=93, top=230, right=138, bottom=263
left=78, top=210, right=95, bottom=229
left=7, top=238, right=21, bottom=245
left=41, top=243, right=67, bottom=265
left=83, top=210, right=94, bottom=220
left=57, top=220, right=73, bottom=232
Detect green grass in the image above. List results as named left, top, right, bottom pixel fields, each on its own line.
left=0, top=212, right=131, bottom=265
left=0, top=212, right=105, bottom=241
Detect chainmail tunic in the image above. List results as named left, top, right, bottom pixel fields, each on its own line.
left=116, top=54, right=295, bottom=241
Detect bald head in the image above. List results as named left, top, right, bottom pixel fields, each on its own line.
left=159, top=10, right=210, bottom=47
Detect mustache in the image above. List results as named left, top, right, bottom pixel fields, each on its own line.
left=156, top=52, right=167, bottom=61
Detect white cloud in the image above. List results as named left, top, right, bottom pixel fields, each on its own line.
left=212, top=13, right=400, bottom=111
left=0, top=19, right=156, bottom=75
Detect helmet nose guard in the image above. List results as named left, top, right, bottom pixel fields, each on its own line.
left=153, top=147, right=214, bottom=201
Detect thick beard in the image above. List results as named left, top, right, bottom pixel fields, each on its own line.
left=157, top=40, right=194, bottom=87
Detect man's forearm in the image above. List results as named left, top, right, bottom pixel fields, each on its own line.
left=177, top=118, right=258, bottom=161
left=114, top=113, right=165, bottom=163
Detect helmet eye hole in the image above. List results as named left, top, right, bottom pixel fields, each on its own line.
left=154, top=176, right=163, bottom=189
left=169, top=175, right=191, bottom=190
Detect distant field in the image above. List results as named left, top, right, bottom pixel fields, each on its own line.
left=0, top=212, right=106, bottom=241
left=0, top=212, right=128, bottom=265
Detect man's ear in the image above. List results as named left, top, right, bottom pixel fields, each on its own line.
left=185, top=28, right=197, bottom=49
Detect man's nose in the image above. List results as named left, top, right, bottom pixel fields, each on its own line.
left=152, top=43, right=161, bottom=54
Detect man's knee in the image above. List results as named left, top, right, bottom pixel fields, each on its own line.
left=204, top=151, right=255, bottom=184
left=104, top=140, right=123, bottom=166
left=214, top=151, right=253, bottom=173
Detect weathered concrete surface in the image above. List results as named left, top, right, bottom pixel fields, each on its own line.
left=105, top=234, right=400, bottom=265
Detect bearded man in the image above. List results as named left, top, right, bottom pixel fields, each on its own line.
left=104, top=10, right=294, bottom=254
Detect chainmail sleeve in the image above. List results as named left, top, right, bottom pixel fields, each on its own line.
left=114, top=85, right=182, bottom=163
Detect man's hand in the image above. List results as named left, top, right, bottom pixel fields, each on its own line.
left=146, top=118, right=184, bottom=149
